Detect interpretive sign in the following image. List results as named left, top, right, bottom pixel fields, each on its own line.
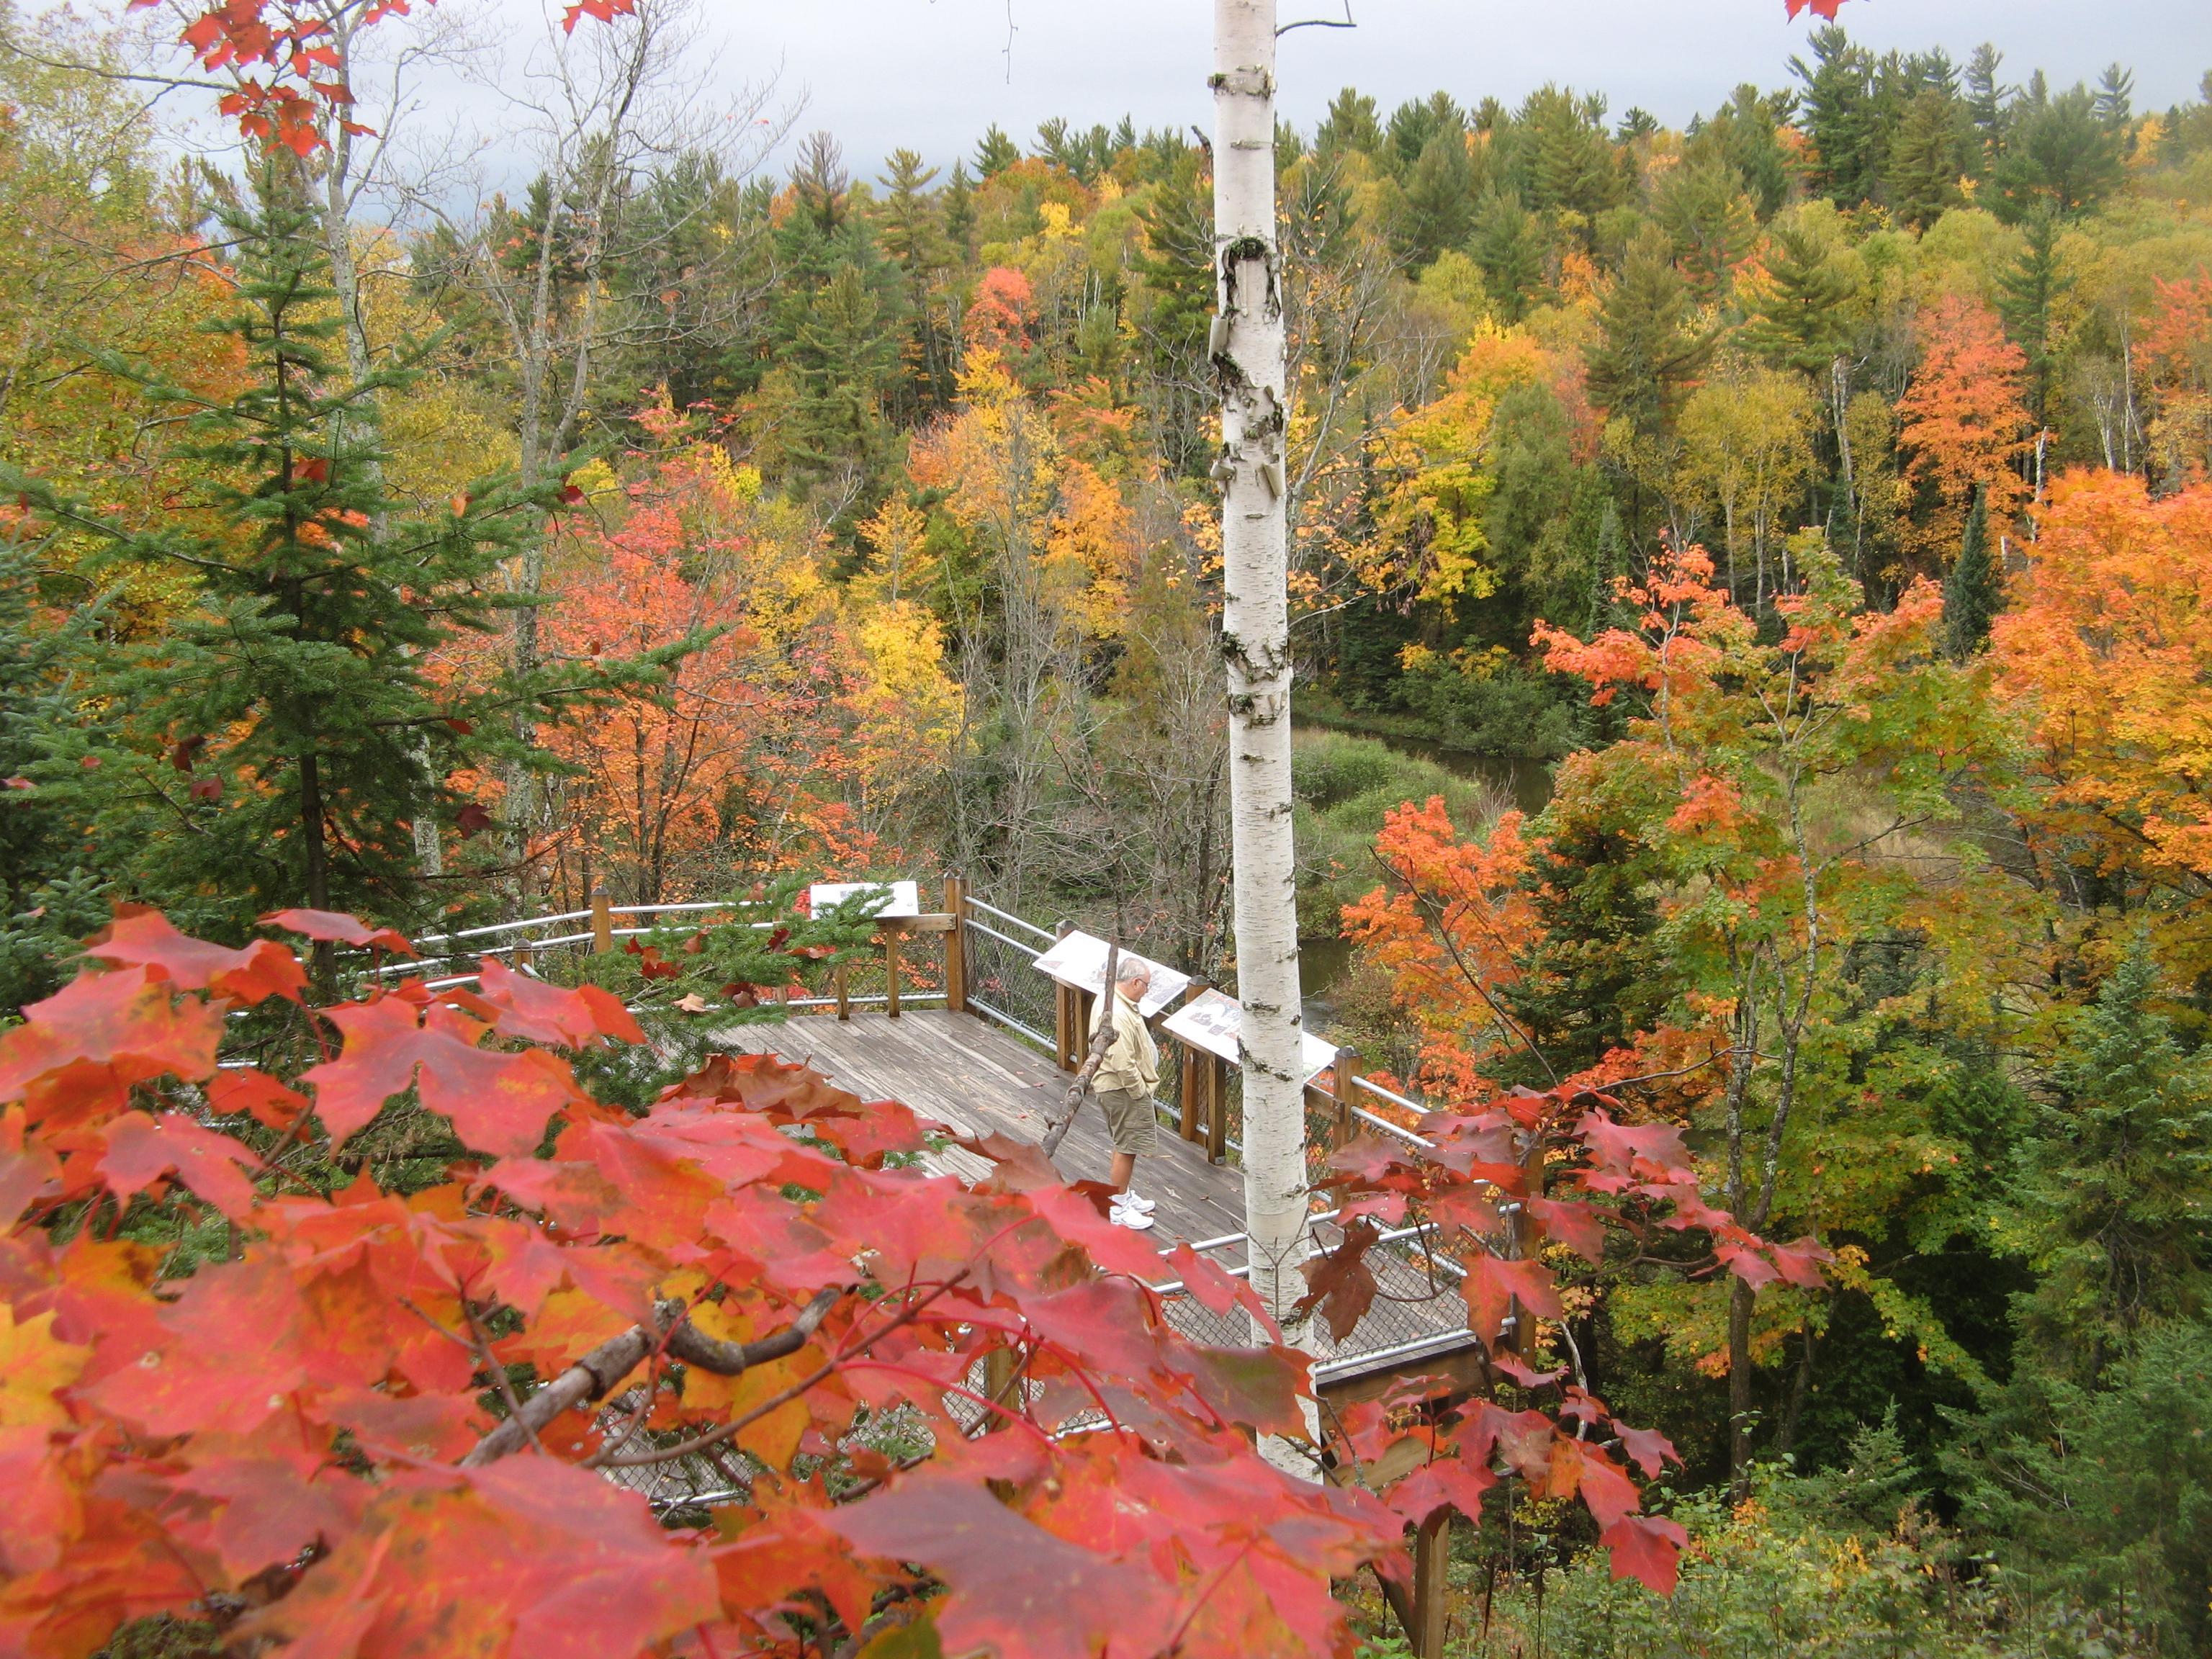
left=1030, top=930, right=1189, bottom=1017
left=1161, top=987, right=1339, bottom=1079
left=806, top=880, right=921, bottom=920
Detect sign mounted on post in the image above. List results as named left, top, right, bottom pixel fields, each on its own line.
left=807, top=880, right=920, bottom=920
left=1030, top=931, right=1190, bottom=1018
left=1162, top=987, right=1338, bottom=1080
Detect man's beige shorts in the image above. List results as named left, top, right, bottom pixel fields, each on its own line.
left=1096, top=1084, right=1159, bottom=1156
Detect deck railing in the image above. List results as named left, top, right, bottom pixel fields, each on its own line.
left=367, top=877, right=1465, bottom=1370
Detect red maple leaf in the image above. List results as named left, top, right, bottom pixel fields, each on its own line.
left=261, top=907, right=416, bottom=956
left=1601, top=1512, right=1690, bottom=1595
left=830, top=1474, right=1182, bottom=1659
left=84, top=906, right=305, bottom=1005
left=91, top=1111, right=262, bottom=1220
left=302, top=995, right=587, bottom=1155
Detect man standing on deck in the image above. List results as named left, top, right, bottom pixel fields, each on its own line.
left=1093, top=960, right=1161, bottom=1231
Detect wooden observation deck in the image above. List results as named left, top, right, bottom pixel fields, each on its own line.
left=395, top=876, right=1481, bottom=1403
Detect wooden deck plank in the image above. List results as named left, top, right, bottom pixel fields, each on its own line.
left=701, top=1005, right=1478, bottom=1393
left=711, top=1009, right=1245, bottom=1253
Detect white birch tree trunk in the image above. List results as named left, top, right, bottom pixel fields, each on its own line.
left=1213, top=0, right=1307, bottom=1328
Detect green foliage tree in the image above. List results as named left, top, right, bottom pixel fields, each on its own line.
left=1740, top=212, right=1862, bottom=377
left=1791, top=25, right=1885, bottom=205
left=1589, top=225, right=1714, bottom=439
left=1654, top=155, right=1758, bottom=300
left=1313, top=86, right=1383, bottom=163
left=1993, top=78, right=2127, bottom=219
left=1385, top=129, right=1481, bottom=269
left=1954, top=1322, right=2212, bottom=1658
left=1995, top=207, right=2072, bottom=424
left=1885, top=85, right=1969, bottom=229
left=973, top=122, right=1020, bottom=179
left=1470, top=189, right=1546, bottom=321
left=0, top=179, right=624, bottom=956
left=1683, top=84, right=1794, bottom=219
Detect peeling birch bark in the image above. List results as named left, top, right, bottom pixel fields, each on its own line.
left=1212, top=0, right=1307, bottom=1331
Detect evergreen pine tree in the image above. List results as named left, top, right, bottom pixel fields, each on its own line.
left=1884, top=84, right=1969, bottom=228
left=1470, top=189, right=1545, bottom=322
left=1313, top=86, right=1383, bottom=165
left=1964, top=42, right=2008, bottom=174
left=1386, top=129, right=1480, bottom=269
left=973, top=124, right=1020, bottom=179
left=1740, top=215, right=1859, bottom=376
left=0, top=549, right=113, bottom=1010
left=0, top=172, right=629, bottom=956
left=1943, top=487, right=2002, bottom=660
left=1994, top=83, right=2126, bottom=219
left=1790, top=24, right=1883, bottom=204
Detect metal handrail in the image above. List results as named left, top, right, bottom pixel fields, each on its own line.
left=964, top=896, right=1054, bottom=944
left=1348, top=1103, right=1436, bottom=1153
left=963, top=917, right=1046, bottom=956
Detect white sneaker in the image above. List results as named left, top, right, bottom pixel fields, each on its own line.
left=1121, top=1193, right=1156, bottom=1214
left=1110, top=1199, right=1156, bottom=1231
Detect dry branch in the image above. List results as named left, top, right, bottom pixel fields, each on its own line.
left=461, top=1285, right=842, bottom=1467
left=1040, top=939, right=1120, bottom=1161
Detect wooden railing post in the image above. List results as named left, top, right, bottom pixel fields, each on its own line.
left=1205, top=1053, right=1228, bottom=1164
left=1332, top=1048, right=1354, bottom=1147
left=884, top=930, right=902, bottom=1019
left=943, top=873, right=968, bottom=1015
left=513, top=933, right=533, bottom=971
left=590, top=886, right=613, bottom=954
left=1178, top=1038, right=1200, bottom=1142
left=1052, top=921, right=1074, bottom=1070
left=1411, top=1514, right=1451, bottom=1658
left=833, top=959, right=850, bottom=1021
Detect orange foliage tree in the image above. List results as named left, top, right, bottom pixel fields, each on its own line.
left=0, top=907, right=1786, bottom=1655
left=1350, top=536, right=1998, bottom=1485
left=2141, top=272, right=2212, bottom=485
left=539, top=439, right=873, bottom=907
left=1896, top=293, right=2033, bottom=565
left=1992, top=469, right=2212, bottom=961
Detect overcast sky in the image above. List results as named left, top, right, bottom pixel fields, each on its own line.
left=709, top=0, right=2211, bottom=180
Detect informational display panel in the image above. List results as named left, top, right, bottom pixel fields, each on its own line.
left=1161, top=987, right=1339, bottom=1080
left=1030, top=930, right=1189, bottom=1017
left=806, top=880, right=921, bottom=919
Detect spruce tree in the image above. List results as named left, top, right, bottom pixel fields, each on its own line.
left=1790, top=24, right=1883, bottom=204
left=1588, top=225, right=1712, bottom=439
left=1996, top=207, right=2072, bottom=426
left=2007, top=938, right=2212, bottom=1375
left=1943, top=487, right=2002, bottom=660
left=1470, top=189, right=1545, bottom=322
left=0, top=172, right=629, bottom=952
left=1387, top=130, right=1480, bottom=269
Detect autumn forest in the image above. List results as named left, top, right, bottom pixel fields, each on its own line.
left=3, top=0, right=2212, bottom=1654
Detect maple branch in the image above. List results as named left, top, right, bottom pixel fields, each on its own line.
left=463, top=1298, right=548, bottom=1457
left=461, top=1285, right=844, bottom=1467
left=598, top=1274, right=966, bottom=1469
